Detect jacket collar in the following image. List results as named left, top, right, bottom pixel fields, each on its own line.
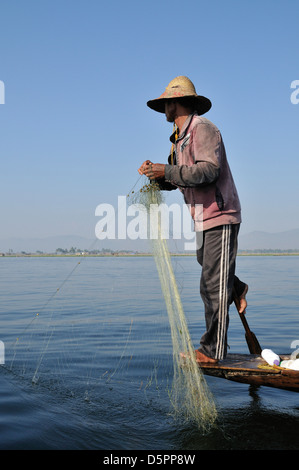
left=169, top=112, right=197, bottom=143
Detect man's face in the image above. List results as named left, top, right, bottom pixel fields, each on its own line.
left=165, top=100, right=177, bottom=122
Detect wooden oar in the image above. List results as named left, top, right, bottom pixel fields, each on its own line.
left=233, top=290, right=262, bottom=355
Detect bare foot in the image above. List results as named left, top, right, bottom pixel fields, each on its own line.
left=180, top=349, right=218, bottom=363
left=238, top=284, right=248, bottom=314
left=195, top=349, right=218, bottom=363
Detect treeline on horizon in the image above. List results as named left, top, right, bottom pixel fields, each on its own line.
left=238, top=249, right=299, bottom=254
left=2, top=247, right=299, bottom=256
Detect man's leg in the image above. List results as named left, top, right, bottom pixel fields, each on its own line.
left=196, top=224, right=239, bottom=361
left=233, top=276, right=248, bottom=313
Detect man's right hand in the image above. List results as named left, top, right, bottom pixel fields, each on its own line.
left=138, top=160, right=152, bottom=175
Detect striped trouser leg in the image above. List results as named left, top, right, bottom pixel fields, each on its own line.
left=196, top=224, right=239, bottom=360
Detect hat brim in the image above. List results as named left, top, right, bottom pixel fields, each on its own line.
left=147, top=95, right=212, bottom=115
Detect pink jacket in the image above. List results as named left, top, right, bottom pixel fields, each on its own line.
left=163, top=113, right=241, bottom=231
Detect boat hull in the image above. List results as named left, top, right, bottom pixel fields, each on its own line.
left=200, top=354, right=299, bottom=392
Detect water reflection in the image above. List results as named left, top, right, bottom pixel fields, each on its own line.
left=178, top=381, right=299, bottom=450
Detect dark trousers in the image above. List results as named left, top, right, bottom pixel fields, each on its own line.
left=196, top=224, right=246, bottom=360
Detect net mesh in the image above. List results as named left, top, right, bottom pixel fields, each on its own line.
left=129, top=179, right=217, bottom=431
left=3, top=176, right=218, bottom=434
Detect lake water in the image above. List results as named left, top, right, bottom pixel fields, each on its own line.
left=1, top=254, right=299, bottom=451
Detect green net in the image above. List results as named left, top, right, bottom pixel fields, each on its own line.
left=128, top=179, right=217, bottom=431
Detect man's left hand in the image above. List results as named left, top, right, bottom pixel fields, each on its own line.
left=143, top=163, right=165, bottom=180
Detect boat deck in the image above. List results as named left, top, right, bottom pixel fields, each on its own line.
left=199, top=354, right=299, bottom=392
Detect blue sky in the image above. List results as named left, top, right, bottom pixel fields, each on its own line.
left=0, top=0, right=298, bottom=241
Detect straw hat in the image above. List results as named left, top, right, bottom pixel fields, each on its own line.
left=147, top=76, right=212, bottom=115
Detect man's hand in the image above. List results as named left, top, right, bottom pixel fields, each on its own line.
left=138, top=160, right=165, bottom=180
left=138, top=160, right=152, bottom=175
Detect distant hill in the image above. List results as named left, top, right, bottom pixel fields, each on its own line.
left=1, top=228, right=299, bottom=254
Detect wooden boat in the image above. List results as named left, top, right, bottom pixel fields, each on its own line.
left=200, top=353, right=299, bottom=393
left=192, top=293, right=299, bottom=392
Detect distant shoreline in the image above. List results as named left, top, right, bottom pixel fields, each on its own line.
left=1, top=252, right=299, bottom=258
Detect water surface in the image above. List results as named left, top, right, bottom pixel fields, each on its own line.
left=1, top=255, right=299, bottom=450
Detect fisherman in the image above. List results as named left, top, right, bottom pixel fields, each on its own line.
left=138, top=76, right=248, bottom=363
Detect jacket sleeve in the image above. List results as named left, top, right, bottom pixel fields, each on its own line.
left=164, top=122, right=221, bottom=188
left=156, top=178, right=178, bottom=191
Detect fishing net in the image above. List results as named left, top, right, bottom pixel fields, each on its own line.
left=2, top=175, right=217, bottom=434
left=128, top=178, right=217, bottom=431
